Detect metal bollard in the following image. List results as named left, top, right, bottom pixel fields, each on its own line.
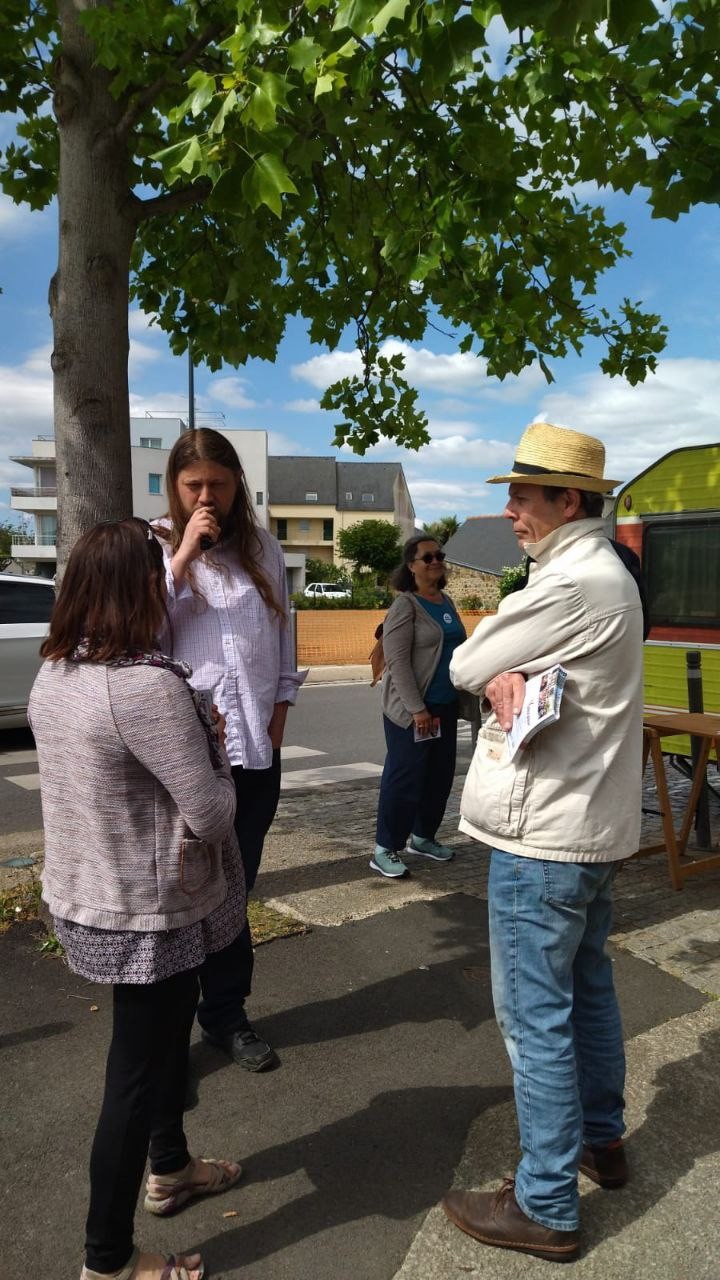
left=686, top=650, right=711, bottom=847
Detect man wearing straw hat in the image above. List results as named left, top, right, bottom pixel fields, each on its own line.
left=443, top=422, right=644, bottom=1262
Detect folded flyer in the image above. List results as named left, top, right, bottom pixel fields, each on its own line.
left=506, top=665, right=567, bottom=760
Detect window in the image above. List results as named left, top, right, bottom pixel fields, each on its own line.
left=256, top=491, right=264, bottom=506
left=361, top=492, right=375, bottom=504
left=644, top=519, right=720, bottom=628
left=276, top=518, right=288, bottom=540
left=345, top=491, right=353, bottom=501
left=305, top=491, right=318, bottom=502
left=323, top=518, right=334, bottom=542
left=0, top=579, right=55, bottom=623
left=140, top=436, right=162, bottom=449
left=148, top=473, right=162, bottom=495
left=298, top=519, right=311, bottom=533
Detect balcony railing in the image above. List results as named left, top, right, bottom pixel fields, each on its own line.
left=10, top=486, right=58, bottom=498
left=11, top=532, right=57, bottom=547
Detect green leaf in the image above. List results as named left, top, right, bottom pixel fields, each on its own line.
left=242, top=152, right=298, bottom=217
left=209, top=89, right=238, bottom=135
left=243, top=72, right=290, bottom=131
left=288, top=36, right=324, bottom=69
left=371, top=0, right=410, bottom=36
left=333, top=0, right=382, bottom=34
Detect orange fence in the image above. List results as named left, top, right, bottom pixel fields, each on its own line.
left=296, top=609, right=493, bottom=666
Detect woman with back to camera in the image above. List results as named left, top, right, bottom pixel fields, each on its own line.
left=29, top=518, right=245, bottom=1280
left=371, top=533, right=467, bottom=879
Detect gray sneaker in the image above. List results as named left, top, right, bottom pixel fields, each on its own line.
left=370, top=846, right=409, bottom=878
left=406, top=835, right=455, bottom=861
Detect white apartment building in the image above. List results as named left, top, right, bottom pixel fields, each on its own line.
left=9, top=419, right=271, bottom=575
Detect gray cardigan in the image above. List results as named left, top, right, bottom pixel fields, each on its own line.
left=381, top=592, right=466, bottom=728
left=29, top=660, right=237, bottom=931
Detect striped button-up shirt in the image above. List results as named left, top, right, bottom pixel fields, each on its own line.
left=160, top=526, right=306, bottom=769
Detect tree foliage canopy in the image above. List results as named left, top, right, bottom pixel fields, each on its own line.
left=337, top=518, right=402, bottom=576
left=1, top=0, right=719, bottom=458
left=423, top=515, right=459, bottom=545
left=0, top=520, right=17, bottom=571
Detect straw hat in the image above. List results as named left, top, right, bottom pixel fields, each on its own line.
left=487, top=422, right=619, bottom=493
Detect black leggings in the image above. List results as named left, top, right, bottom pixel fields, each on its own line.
left=84, top=968, right=199, bottom=1274
left=196, top=750, right=282, bottom=1037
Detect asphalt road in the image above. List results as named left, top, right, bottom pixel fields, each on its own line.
left=0, top=683, right=391, bottom=837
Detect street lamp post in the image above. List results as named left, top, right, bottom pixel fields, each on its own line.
left=188, top=339, right=195, bottom=431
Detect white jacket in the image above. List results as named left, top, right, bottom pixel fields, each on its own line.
left=449, top=519, right=644, bottom=862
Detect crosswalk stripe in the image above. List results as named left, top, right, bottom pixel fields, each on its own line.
left=0, top=751, right=38, bottom=766
left=281, top=745, right=326, bottom=760
left=4, top=774, right=42, bottom=791
left=281, top=762, right=383, bottom=790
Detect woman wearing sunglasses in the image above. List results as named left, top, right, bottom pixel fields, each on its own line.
left=28, top=519, right=244, bottom=1280
left=371, top=534, right=467, bottom=878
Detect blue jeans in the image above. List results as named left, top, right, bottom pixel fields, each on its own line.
left=488, top=849, right=625, bottom=1232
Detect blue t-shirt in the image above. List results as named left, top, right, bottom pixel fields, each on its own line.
left=416, top=597, right=465, bottom=704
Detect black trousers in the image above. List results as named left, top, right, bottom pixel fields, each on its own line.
left=196, top=749, right=281, bottom=1038
left=85, top=968, right=199, bottom=1274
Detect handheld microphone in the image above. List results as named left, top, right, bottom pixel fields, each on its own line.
left=199, top=535, right=215, bottom=552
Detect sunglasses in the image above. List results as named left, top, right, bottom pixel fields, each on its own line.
left=414, top=551, right=446, bottom=564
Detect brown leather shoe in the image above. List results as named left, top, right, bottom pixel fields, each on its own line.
left=442, top=1178, right=580, bottom=1262
left=579, top=1140, right=628, bottom=1189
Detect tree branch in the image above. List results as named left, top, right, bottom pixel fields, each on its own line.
left=115, top=21, right=229, bottom=139
left=134, top=179, right=212, bottom=223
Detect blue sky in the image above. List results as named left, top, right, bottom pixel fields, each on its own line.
left=1, top=172, right=719, bottom=526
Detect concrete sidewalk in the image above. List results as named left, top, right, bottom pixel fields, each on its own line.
left=304, top=663, right=371, bottom=684
left=2, top=760, right=720, bottom=1278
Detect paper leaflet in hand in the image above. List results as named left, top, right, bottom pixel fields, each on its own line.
left=505, top=665, right=567, bottom=760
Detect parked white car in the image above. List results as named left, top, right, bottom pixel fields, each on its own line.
left=0, top=574, right=55, bottom=729
left=303, top=581, right=352, bottom=600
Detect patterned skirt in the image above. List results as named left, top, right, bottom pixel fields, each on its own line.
left=54, top=835, right=246, bottom=985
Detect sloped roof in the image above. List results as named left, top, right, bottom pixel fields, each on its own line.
left=335, top=461, right=402, bottom=511
left=442, top=516, right=524, bottom=577
left=268, top=456, right=337, bottom=504
left=268, top=456, right=407, bottom=511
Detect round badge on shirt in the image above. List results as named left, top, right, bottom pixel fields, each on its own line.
left=443, top=612, right=452, bottom=624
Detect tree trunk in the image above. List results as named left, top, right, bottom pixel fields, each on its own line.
left=51, top=0, right=136, bottom=572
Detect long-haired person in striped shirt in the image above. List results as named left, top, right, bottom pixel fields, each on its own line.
left=155, top=429, right=306, bottom=1076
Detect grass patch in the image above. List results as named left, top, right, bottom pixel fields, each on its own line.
left=0, top=878, right=42, bottom=933
left=248, top=898, right=307, bottom=946
left=0, top=879, right=305, bottom=949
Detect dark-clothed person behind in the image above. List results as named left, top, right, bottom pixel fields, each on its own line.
left=30, top=518, right=245, bottom=1280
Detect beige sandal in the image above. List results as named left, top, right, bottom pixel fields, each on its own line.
left=144, top=1155, right=243, bottom=1216
left=80, top=1247, right=204, bottom=1280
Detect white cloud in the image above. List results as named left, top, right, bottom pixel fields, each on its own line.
left=129, top=390, right=189, bottom=418
left=293, top=339, right=545, bottom=402
left=283, top=397, right=322, bottom=414
left=405, top=477, right=494, bottom=518
left=206, top=376, right=258, bottom=410
left=292, top=349, right=362, bottom=388
left=534, top=357, right=720, bottom=484
left=421, top=435, right=515, bottom=470
left=129, top=338, right=162, bottom=369
left=268, top=431, right=314, bottom=454
left=0, top=193, right=54, bottom=243
left=128, top=308, right=160, bottom=335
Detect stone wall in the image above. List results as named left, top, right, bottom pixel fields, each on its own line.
left=445, top=565, right=501, bottom=608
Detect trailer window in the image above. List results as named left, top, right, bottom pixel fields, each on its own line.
left=644, top=520, right=720, bottom=628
